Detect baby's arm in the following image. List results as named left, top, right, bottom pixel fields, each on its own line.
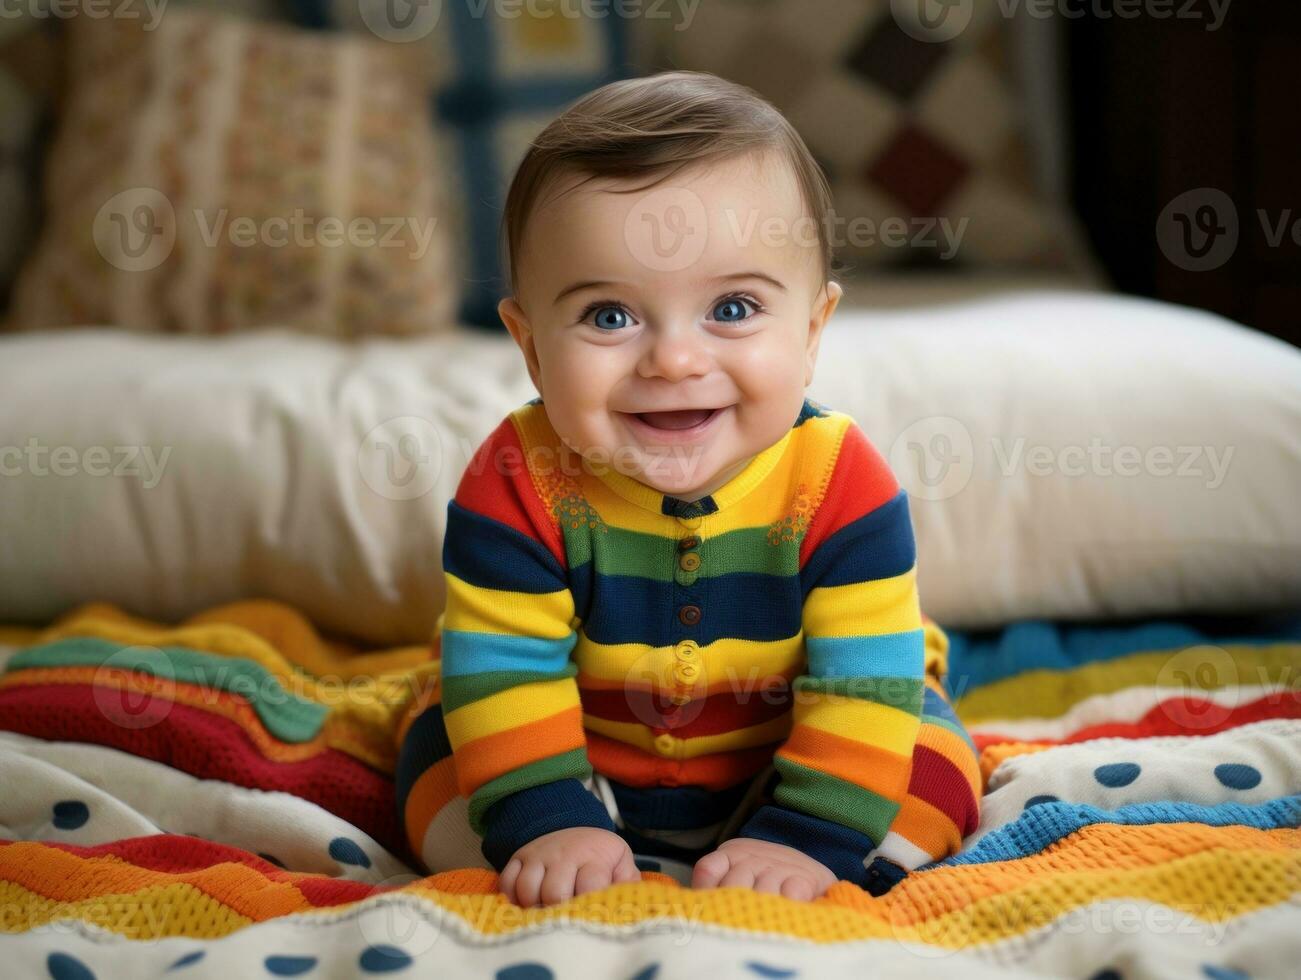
left=439, top=419, right=635, bottom=904
left=719, top=421, right=926, bottom=891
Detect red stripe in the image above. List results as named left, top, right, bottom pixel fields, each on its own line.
left=454, top=415, right=565, bottom=568
left=580, top=684, right=792, bottom=738
left=908, top=744, right=980, bottom=837
left=972, top=694, right=1301, bottom=750
left=799, top=423, right=899, bottom=567
left=0, top=684, right=409, bottom=862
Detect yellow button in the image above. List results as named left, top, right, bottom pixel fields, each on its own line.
left=668, top=693, right=692, bottom=706
left=676, top=642, right=698, bottom=661
left=679, top=552, right=701, bottom=572
left=653, top=733, right=677, bottom=756
left=675, top=663, right=699, bottom=681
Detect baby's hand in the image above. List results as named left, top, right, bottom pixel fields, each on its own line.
left=692, top=837, right=836, bottom=901
left=498, top=827, right=640, bottom=907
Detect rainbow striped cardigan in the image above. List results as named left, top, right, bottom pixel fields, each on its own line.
left=437, top=395, right=926, bottom=880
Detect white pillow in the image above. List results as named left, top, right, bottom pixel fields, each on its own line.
left=0, top=291, right=1297, bottom=643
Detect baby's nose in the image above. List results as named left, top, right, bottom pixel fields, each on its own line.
left=640, top=325, right=712, bottom=381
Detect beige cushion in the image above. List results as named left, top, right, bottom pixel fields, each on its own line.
left=6, top=9, right=457, bottom=337
left=0, top=291, right=1297, bottom=643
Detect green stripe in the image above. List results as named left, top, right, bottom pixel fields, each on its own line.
left=7, top=637, right=326, bottom=741
left=566, top=524, right=801, bottom=581
left=771, top=755, right=901, bottom=845
left=793, top=676, right=924, bottom=714
left=441, top=663, right=579, bottom=714
left=466, top=747, right=593, bottom=834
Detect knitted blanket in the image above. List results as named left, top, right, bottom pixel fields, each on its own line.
left=1, top=602, right=1298, bottom=978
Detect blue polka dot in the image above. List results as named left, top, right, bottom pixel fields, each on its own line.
left=167, top=950, right=206, bottom=970
left=745, top=964, right=797, bottom=978
left=265, top=955, right=317, bottom=975
left=628, top=967, right=660, bottom=980
left=1214, top=764, right=1262, bottom=790
left=328, top=837, right=371, bottom=869
left=496, top=966, right=553, bottom=980
left=1201, top=965, right=1248, bottom=980
left=359, top=945, right=412, bottom=973
left=46, top=952, right=95, bottom=980
left=1023, top=795, right=1059, bottom=810
left=1094, top=763, right=1141, bottom=788
left=52, top=800, right=90, bottom=830
left=1090, top=970, right=1123, bottom=980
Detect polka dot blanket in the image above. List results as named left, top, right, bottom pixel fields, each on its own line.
left=1, top=602, right=1297, bottom=978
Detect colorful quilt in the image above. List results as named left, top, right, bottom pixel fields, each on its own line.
left=1, top=602, right=1297, bottom=978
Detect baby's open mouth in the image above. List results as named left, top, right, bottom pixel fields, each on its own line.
left=631, top=407, right=720, bottom=431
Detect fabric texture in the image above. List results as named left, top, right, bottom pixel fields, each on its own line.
left=5, top=8, right=457, bottom=337
left=289, top=0, right=634, bottom=328
left=1, top=604, right=1299, bottom=978
left=645, top=0, right=1094, bottom=273
left=397, top=395, right=980, bottom=887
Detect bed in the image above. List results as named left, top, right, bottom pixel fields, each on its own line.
left=1, top=293, right=1298, bottom=978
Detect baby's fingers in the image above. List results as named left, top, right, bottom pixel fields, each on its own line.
left=753, top=868, right=789, bottom=896
left=539, top=862, right=579, bottom=906
left=612, top=850, right=641, bottom=885
left=779, top=876, right=815, bottom=901
left=691, top=850, right=731, bottom=889
left=512, top=859, right=547, bottom=908
left=498, top=857, right=522, bottom=902
left=574, top=860, right=614, bottom=897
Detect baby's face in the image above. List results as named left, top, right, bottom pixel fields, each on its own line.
left=500, top=150, right=842, bottom=500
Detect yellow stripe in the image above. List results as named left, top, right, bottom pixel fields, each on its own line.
left=803, top=569, right=922, bottom=637
left=443, top=678, right=578, bottom=746
left=443, top=573, right=575, bottom=639
left=574, top=634, right=804, bottom=686
left=794, top=697, right=920, bottom=756
left=582, top=713, right=792, bottom=759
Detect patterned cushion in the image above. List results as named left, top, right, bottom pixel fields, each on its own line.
left=6, top=8, right=457, bottom=337
left=646, top=0, right=1090, bottom=272
left=288, top=0, right=635, bottom=328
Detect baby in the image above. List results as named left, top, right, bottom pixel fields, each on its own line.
left=396, top=71, right=980, bottom=908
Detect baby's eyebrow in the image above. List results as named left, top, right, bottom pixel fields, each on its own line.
left=714, top=271, right=787, bottom=292
left=553, top=279, right=618, bottom=305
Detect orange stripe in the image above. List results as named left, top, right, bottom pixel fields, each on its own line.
left=454, top=705, right=587, bottom=796
left=575, top=666, right=800, bottom=696
left=888, top=793, right=961, bottom=861
left=587, top=732, right=776, bottom=791
left=776, top=723, right=913, bottom=798
left=403, top=756, right=461, bottom=859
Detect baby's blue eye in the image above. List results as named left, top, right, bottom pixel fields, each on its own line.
left=712, top=298, right=751, bottom=323
left=592, top=306, right=629, bottom=330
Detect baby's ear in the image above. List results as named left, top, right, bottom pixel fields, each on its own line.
left=804, top=281, right=842, bottom=386
left=498, top=297, right=544, bottom=395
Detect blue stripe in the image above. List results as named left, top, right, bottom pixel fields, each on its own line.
left=800, top=490, right=915, bottom=591
left=937, top=796, right=1301, bottom=869
left=805, top=629, right=925, bottom=680
left=393, top=699, right=452, bottom=818
left=443, top=500, right=566, bottom=593
left=946, top=615, right=1301, bottom=695
left=583, top=572, right=803, bottom=647
left=440, top=628, right=576, bottom=677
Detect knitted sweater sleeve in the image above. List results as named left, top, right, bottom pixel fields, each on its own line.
left=439, top=416, right=615, bottom=869
left=737, top=420, right=925, bottom=885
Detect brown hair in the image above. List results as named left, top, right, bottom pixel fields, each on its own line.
left=500, top=70, right=840, bottom=294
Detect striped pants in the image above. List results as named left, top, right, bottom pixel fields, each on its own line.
left=395, top=621, right=981, bottom=890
